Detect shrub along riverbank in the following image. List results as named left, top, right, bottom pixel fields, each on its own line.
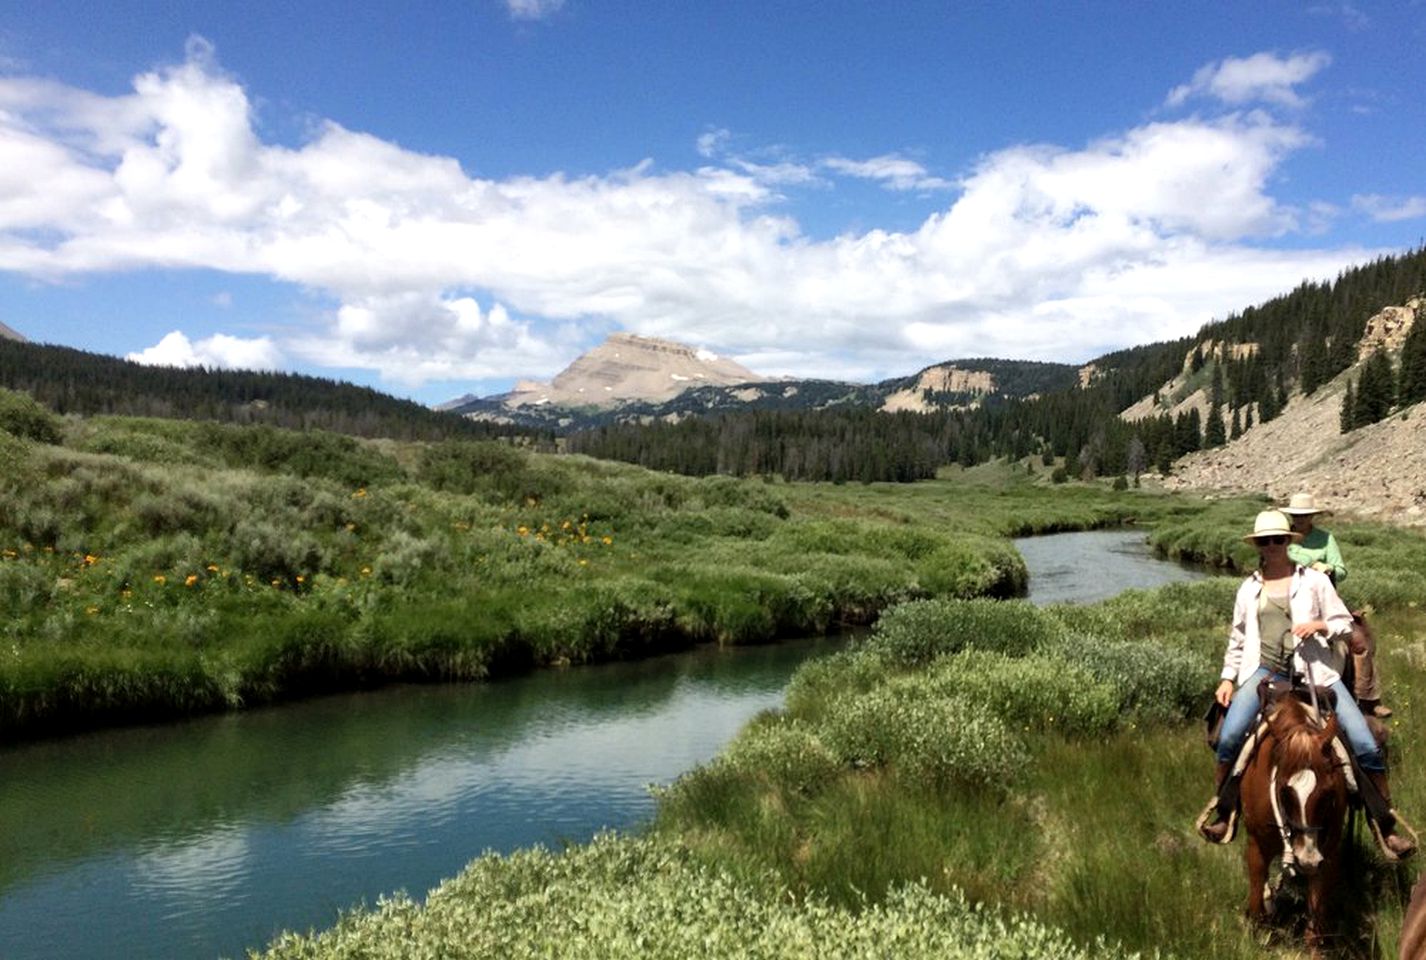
left=3, top=404, right=1199, bottom=740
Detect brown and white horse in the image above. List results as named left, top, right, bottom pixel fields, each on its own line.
left=1241, top=697, right=1350, bottom=951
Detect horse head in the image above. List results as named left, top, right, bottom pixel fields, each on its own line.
left=1268, top=703, right=1346, bottom=877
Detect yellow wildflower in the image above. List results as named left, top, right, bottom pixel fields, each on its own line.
left=361, top=566, right=372, bottom=576
left=578, top=559, right=588, bottom=566
left=602, top=536, right=613, bottom=545
left=352, top=488, right=367, bottom=499
left=83, top=554, right=98, bottom=566
left=296, top=575, right=305, bottom=584
left=85, top=606, right=98, bottom=616
left=184, top=575, right=198, bottom=587
left=153, top=574, right=166, bottom=585
left=207, top=564, right=220, bottom=573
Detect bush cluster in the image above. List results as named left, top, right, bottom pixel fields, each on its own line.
left=256, top=834, right=1139, bottom=960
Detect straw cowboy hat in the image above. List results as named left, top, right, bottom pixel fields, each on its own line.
left=1281, top=492, right=1329, bottom=516
left=1242, top=509, right=1304, bottom=543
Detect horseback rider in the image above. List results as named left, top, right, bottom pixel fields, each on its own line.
left=1198, top=509, right=1415, bottom=858
left=1282, top=491, right=1392, bottom=718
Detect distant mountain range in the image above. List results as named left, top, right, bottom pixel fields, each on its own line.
left=0, top=321, right=26, bottom=342
left=442, top=332, right=1081, bottom=432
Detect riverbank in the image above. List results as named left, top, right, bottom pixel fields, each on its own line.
left=2, top=415, right=1201, bottom=741
left=252, top=509, right=1426, bottom=960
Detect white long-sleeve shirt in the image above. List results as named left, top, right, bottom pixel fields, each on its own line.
left=1220, top=565, right=1354, bottom=687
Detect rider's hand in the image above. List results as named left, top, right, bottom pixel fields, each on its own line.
left=1292, top=620, right=1328, bottom=639
left=1215, top=679, right=1234, bottom=708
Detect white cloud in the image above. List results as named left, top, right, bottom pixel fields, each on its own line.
left=505, top=0, right=564, bottom=21
left=128, top=330, right=283, bottom=370
left=1352, top=194, right=1426, bottom=222
left=1166, top=51, right=1331, bottom=109
left=0, top=41, right=1383, bottom=388
left=286, top=292, right=576, bottom=384
left=696, top=128, right=731, bottom=159
left=822, top=154, right=953, bottom=191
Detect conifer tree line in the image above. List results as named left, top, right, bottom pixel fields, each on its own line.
left=573, top=245, right=1426, bottom=482
left=0, top=339, right=549, bottom=444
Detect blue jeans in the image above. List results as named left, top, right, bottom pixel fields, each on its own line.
left=1215, top=667, right=1384, bottom=771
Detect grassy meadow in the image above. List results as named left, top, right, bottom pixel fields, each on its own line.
left=5, top=391, right=1426, bottom=958
left=1, top=392, right=1205, bottom=740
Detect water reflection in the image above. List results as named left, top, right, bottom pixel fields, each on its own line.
left=0, top=636, right=842, bottom=960
left=1014, top=527, right=1210, bottom=606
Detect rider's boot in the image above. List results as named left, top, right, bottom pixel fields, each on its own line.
left=1370, top=700, right=1395, bottom=719
left=1365, top=769, right=1417, bottom=859
left=1198, top=760, right=1235, bottom=843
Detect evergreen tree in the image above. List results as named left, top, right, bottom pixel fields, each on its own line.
left=1230, top=406, right=1242, bottom=439
left=1340, top=378, right=1356, bottom=433
left=1244, top=406, right=1254, bottom=431
left=1398, top=311, right=1426, bottom=407
left=1175, top=408, right=1202, bottom=454
left=1259, top=381, right=1280, bottom=423
left=1353, top=350, right=1396, bottom=427
left=1205, top=401, right=1226, bottom=447
left=1300, top=334, right=1328, bottom=395
left=1155, top=438, right=1174, bottom=475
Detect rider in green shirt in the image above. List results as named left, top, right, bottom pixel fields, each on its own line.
left=1282, top=492, right=1391, bottom=717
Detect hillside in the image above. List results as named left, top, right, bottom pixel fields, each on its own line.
left=0, top=321, right=25, bottom=342
left=1162, top=299, right=1426, bottom=526
left=0, top=338, right=531, bottom=443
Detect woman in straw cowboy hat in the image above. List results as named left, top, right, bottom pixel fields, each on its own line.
left=1198, top=509, right=1414, bottom=857
left=1282, top=491, right=1392, bottom=718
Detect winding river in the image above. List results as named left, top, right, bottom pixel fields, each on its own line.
left=0, top=527, right=1210, bottom=960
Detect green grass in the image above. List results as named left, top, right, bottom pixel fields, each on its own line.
left=0, top=416, right=1207, bottom=739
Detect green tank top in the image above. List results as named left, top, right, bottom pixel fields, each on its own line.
left=1258, top=587, right=1293, bottom=676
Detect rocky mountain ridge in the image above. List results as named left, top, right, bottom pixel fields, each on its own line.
left=444, top=334, right=1074, bottom=430
left=0, top=321, right=26, bottom=342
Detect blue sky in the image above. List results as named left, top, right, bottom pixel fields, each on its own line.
left=1, top=1, right=1424, bottom=405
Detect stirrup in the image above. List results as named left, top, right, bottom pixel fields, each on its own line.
left=1369, top=809, right=1420, bottom=862
left=1195, top=798, right=1237, bottom=844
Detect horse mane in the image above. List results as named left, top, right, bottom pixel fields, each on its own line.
left=1267, top=698, right=1333, bottom=771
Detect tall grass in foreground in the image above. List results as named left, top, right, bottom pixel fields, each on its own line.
left=252, top=834, right=1153, bottom=960
left=651, top=574, right=1426, bottom=960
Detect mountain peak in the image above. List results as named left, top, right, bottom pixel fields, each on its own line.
left=0, top=321, right=27, bottom=343
left=503, top=333, right=759, bottom=409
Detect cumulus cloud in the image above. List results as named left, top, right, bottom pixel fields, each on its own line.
left=0, top=42, right=1382, bottom=388
left=1166, top=51, right=1331, bottom=109
left=1352, top=194, right=1426, bottom=222
left=128, top=330, right=283, bottom=370
left=821, top=154, right=953, bottom=191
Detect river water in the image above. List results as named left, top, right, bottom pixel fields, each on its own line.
left=0, top=527, right=1206, bottom=960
